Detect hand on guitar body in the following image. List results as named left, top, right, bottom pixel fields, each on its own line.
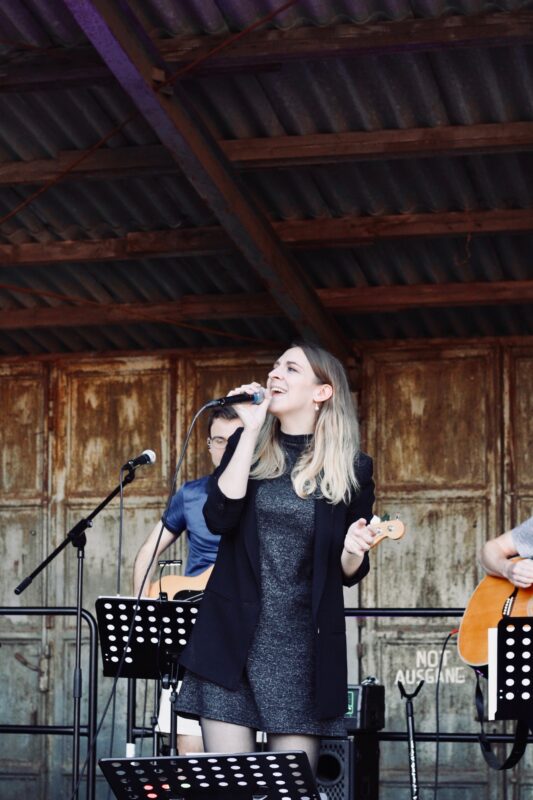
left=503, top=558, right=533, bottom=589
left=481, top=530, right=533, bottom=589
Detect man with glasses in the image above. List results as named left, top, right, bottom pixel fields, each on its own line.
left=133, top=405, right=242, bottom=752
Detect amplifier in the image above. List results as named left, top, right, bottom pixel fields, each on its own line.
left=345, top=679, right=385, bottom=732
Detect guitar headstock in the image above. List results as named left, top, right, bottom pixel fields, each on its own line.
left=369, top=517, right=405, bottom=548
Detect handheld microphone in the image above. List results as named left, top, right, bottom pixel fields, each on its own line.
left=122, top=449, right=156, bottom=471
left=207, top=389, right=265, bottom=408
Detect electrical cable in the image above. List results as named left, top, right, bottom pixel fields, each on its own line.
left=433, top=628, right=459, bottom=800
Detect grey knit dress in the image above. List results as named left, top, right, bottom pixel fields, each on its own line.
left=177, top=431, right=347, bottom=736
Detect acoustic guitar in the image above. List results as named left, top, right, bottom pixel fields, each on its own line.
left=148, top=518, right=405, bottom=600
left=148, top=565, right=214, bottom=600
left=458, top=565, right=533, bottom=667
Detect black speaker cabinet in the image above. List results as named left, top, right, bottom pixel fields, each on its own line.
left=316, top=734, right=380, bottom=800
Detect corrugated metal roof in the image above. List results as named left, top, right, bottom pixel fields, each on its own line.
left=0, top=0, right=531, bottom=354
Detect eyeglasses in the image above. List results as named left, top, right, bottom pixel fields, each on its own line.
left=207, top=436, right=229, bottom=449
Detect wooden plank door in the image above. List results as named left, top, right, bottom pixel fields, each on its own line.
left=360, top=344, right=503, bottom=799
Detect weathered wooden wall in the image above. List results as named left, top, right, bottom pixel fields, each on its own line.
left=0, top=341, right=532, bottom=798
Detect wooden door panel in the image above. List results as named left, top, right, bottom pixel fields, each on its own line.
left=362, top=346, right=500, bottom=796
left=0, top=638, right=46, bottom=772
left=59, top=361, right=171, bottom=498
left=0, top=507, right=45, bottom=623
left=509, top=354, right=533, bottom=492
left=373, top=354, right=494, bottom=490
left=184, top=351, right=274, bottom=478
left=363, top=498, right=488, bottom=612
left=59, top=503, right=162, bottom=611
left=0, top=371, right=46, bottom=498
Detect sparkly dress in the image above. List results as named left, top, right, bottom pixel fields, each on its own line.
left=177, top=431, right=347, bottom=736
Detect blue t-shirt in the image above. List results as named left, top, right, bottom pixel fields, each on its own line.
left=511, top=516, right=533, bottom=558
left=161, top=475, right=220, bottom=576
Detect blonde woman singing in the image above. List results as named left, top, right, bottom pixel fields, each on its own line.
left=178, top=342, right=376, bottom=773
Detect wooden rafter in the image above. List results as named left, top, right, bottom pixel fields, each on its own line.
left=2, top=281, right=533, bottom=330
left=1, top=209, right=532, bottom=266
left=1, top=11, right=532, bottom=92
left=2, top=122, right=533, bottom=187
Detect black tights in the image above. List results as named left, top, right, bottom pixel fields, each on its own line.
left=200, top=718, right=321, bottom=775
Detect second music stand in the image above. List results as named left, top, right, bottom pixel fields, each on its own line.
left=99, top=750, right=321, bottom=800
left=96, top=595, right=200, bottom=755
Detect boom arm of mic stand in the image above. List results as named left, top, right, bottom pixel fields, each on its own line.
left=14, top=467, right=137, bottom=595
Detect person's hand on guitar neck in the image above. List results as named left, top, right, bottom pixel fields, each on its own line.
left=480, top=530, right=533, bottom=589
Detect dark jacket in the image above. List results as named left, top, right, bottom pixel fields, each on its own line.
left=180, top=428, right=375, bottom=719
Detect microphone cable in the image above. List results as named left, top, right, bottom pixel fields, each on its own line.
left=66, top=401, right=214, bottom=800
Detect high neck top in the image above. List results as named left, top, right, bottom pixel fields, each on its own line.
left=279, top=430, right=314, bottom=449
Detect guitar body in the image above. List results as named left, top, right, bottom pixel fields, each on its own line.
left=458, top=574, right=533, bottom=667
left=148, top=565, right=213, bottom=599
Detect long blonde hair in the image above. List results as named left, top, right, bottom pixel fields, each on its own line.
left=250, top=342, right=360, bottom=504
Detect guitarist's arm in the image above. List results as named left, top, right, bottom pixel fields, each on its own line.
left=133, top=522, right=178, bottom=596
left=480, top=530, right=533, bottom=589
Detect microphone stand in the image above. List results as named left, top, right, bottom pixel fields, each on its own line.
left=14, top=466, right=138, bottom=800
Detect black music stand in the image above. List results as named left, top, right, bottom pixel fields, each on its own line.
left=96, top=595, right=200, bottom=754
left=495, top=617, right=533, bottom=720
left=99, top=750, right=321, bottom=800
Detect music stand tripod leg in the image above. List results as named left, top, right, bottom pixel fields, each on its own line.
left=398, top=679, right=424, bottom=800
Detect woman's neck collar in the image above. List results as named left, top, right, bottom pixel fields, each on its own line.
left=278, top=419, right=315, bottom=436
left=273, top=407, right=317, bottom=436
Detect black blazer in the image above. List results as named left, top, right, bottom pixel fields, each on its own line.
left=180, top=428, right=375, bottom=719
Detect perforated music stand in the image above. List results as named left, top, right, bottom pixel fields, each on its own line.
left=99, top=750, right=321, bottom=800
left=95, top=596, right=200, bottom=680
left=496, top=617, right=533, bottom=720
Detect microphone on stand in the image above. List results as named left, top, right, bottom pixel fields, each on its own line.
left=206, top=389, right=265, bottom=408
left=122, top=449, right=156, bottom=471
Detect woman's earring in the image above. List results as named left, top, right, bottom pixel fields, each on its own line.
left=314, top=402, right=320, bottom=412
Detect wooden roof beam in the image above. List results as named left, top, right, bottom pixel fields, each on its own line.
left=2, top=122, right=533, bottom=187
left=2, top=280, right=533, bottom=330
left=1, top=209, right=532, bottom=267
left=2, top=11, right=533, bottom=92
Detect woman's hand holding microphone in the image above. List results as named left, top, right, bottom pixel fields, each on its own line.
left=227, top=382, right=270, bottom=431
